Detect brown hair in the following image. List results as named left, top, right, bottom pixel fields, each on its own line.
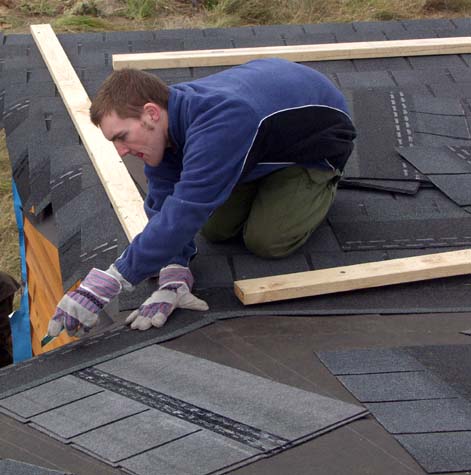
left=90, top=68, right=169, bottom=126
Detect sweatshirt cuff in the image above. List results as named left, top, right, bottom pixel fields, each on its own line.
left=107, top=262, right=135, bottom=290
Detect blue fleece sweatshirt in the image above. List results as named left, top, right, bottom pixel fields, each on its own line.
left=115, top=58, right=355, bottom=284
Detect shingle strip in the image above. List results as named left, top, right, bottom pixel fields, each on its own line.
left=74, top=367, right=288, bottom=452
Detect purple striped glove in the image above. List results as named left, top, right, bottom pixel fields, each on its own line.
left=125, top=264, right=209, bottom=331
left=48, top=265, right=127, bottom=338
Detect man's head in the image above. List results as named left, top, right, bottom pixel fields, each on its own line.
left=90, top=69, right=170, bottom=166
left=90, top=68, right=169, bottom=125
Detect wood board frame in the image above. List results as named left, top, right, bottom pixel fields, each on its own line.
left=30, top=24, right=471, bottom=305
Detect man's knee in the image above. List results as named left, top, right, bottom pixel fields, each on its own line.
left=200, top=226, right=224, bottom=243
left=201, top=222, right=240, bottom=243
left=244, top=232, right=276, bottom=258
left=243, top=229, right=308, bottom=259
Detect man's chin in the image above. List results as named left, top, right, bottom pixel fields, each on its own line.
left=143, top=157, right=161, bottom=167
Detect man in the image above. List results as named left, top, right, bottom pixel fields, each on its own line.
left=0, top=271, right=20, bottom=366
left=48, top=58, right=355, bottom=338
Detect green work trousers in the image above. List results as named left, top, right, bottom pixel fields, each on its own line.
left=201, top=166, right=340, bottom=258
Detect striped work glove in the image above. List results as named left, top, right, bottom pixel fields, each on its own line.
left=125, top=264, right=209, bottom=331
left=47, top=264, right=129, bottom=338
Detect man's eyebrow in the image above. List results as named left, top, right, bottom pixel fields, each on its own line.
left=110, top=131, right=125, bottom=142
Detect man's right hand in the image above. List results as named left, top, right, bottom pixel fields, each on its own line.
left=125, top=264, right=208, bottom=330
left=48, top=266, right=124, bottom=338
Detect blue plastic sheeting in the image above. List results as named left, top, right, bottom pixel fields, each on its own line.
left=10, top=180, right=32, bottom=363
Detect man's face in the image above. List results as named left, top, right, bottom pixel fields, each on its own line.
left=99, top=105, right=168, bottom=167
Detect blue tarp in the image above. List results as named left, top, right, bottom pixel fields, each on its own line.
left=10, top=180, right=32, bottom=362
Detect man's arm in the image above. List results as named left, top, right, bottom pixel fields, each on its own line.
left=47, top=99, right=257, bottom=336
left=114, top=98, right=259, bottom=285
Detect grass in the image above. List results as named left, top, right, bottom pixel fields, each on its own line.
left=423, top=0, right=471, bottom=12
left=53, top=14, right=114, bottom=31
left=2, top=1, right=471, bottom=32
left=125, top=0, right=156, bottom=19
left=202, top=0, right=471, bottom=26
left=1, top=0, right=471, bottom=306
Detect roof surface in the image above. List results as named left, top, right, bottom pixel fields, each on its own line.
left=1, top=17, right=471, bottom=474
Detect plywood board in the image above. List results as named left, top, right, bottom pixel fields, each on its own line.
left=24, top=218, right=77, bottom=354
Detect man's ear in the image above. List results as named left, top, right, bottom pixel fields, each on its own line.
left=142, top=102, right=161, bottom=123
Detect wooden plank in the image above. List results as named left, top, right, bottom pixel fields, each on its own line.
left=113, top=37, right=471, bottom=70
left=30, top=24, right=147, bottom=242
left=234, top=249, right=471, bottom=305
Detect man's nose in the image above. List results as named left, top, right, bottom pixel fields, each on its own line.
left=114, top=142, right=129, bottom=157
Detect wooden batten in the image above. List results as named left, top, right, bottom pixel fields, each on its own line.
left=24, top=218, right=77, bottom=354
left=31, top=24, right=148, bottom=243
left=112, top=37, right=471, bottom=70
left=234, top=249, right=471, bottom=305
